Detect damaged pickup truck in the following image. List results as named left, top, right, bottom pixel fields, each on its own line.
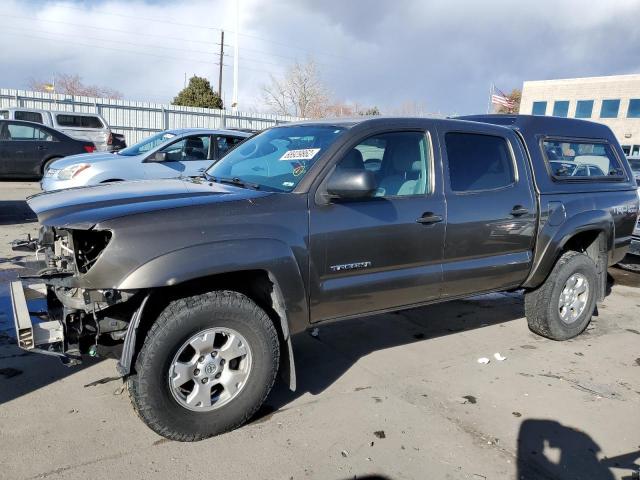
left=10, top=115, right=639, bottom=441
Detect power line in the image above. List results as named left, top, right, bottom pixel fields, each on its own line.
left=31, top=4, right=350, bottom=61
left=51, top=4, right=224, bottom=32
left=0, top=13, right=223, bottom=47
left=0, top=29, right=278, bottom=75
left=1, top=23, right=220, bottom=57
left=0, top=30, right=222, bottom=66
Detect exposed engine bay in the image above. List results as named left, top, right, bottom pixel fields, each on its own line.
left=12, top=226, right=139, bottom=364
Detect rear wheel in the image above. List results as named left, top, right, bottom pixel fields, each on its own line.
left=525, top=251, right=598, bottom=340
left=127, top=291, right=280, bottom=441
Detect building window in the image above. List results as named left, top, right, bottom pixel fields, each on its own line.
left=627, top=99, right=640, bottom=118
left=552, top=101, right=569, bottom=117
left=600, top=99, right=620, bottom=118
left=532, top=101, right=547, bottom=116
left=575, top=100, right=594, bottom=119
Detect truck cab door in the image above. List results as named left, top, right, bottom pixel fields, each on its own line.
left=439, top=126, right=537, bottom=297
left=308, top=128, right=446, bottom=322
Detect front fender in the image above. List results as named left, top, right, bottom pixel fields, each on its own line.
left=522, top=208, right=613, bottom=289
left=117, top=238, right=309, bottom=335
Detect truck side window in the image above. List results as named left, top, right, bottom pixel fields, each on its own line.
left=445, top=132, right=515, bottom=192
left=542, top=139, right=624, bottom=179
left=337, top=131, right=430, bottom=197
left=15, top=111, right=44, bottom=124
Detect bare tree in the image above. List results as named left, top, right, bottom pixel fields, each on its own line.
left=28, top=73, right=123, bottom=99
left=262, top=60, right=329, bottom=118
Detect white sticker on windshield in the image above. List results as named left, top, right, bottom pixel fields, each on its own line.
left=280, top=148, right=321, bottom=161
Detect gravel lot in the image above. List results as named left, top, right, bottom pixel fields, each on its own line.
left=0, top=181, right=639, bottom=480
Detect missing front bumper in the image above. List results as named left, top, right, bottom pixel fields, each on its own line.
left=10, top=280, right=66, bottom=358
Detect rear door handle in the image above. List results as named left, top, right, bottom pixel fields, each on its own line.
left=37, top=145, right=47, bottom=151
left=510, top=205, right=529, bottom=217
left=416, top=212, right=444, bottom=225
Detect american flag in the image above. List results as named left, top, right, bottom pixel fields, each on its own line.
left=491, top=87, right=515, bottom=109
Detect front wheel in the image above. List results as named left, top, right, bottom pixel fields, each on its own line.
left=127, top=291, right=280, bottom=441
left=525, top=251, right=598, bottom=340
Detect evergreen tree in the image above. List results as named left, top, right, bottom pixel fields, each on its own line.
left=172, top=76, right=223, bottom=109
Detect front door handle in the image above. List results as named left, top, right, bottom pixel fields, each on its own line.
left=510, top=205, right=529, bottom=217
left=416, top=212, right=444, bottom=225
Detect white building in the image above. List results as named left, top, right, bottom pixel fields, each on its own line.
left=519, top=74, right=640, bottom=156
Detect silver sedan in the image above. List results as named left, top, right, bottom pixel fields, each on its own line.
left=41, top=128, right=251, bottom=191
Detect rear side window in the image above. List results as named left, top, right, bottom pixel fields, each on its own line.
left=7, top=124, right=53, bottom=141
left=445, top=132, right=515, bottom=192
left=15, top=111, right=43, bottom=123
left=542, top=139, right=624, bottom=180
left=56, top=114, right=104, bottom=128
left=216, top=135, right=244, bottom=158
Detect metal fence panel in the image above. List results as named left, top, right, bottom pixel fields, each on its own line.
left=0, top=88, right=301, bottom=145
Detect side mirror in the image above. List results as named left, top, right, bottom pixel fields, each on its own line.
left=149, top=151, right=167, bottom=162
left=326, top=169, right=377, bottom=199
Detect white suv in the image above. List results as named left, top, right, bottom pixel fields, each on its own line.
left=0, top=107, right=113, bottom=151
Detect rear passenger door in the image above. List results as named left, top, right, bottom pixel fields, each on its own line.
left=214, top=135, right=245, bottom=161
left=439, top=126, right=537, bottom=297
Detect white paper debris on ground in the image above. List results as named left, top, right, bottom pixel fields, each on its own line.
left=477, top=357, right=490, bottom=364
left=494, top=353, right=507, bottom=361
left=310, top=327, right=319, bottom=338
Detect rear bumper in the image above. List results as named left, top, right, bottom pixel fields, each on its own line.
left=10, top=281, right=66, bottom=358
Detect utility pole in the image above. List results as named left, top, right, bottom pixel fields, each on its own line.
left=231, top=0, right=239, bottom=112
left=218, top=30, right=224, bottom=99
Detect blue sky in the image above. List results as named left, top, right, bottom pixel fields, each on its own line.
left=1, top=0, right=640, bottom=114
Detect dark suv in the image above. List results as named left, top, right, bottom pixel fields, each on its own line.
left=10, top=115, right=639, bottom=441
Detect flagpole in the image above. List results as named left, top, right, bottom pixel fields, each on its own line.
left=487, top=83, right=493, bottom=114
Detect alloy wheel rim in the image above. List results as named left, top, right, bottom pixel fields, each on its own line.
left=168, top=327, right=252, bottom=412
left=558, top=273, right=589, bottom=324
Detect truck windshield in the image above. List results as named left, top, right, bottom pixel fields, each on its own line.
left=205, top=125, right=346, bottom=192
left=118, top=132, right=176, bottom=156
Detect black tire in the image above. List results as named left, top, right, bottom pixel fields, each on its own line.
left=525, top=251, right=598, bottom=340
left=127, top=290, right=280, bottom=441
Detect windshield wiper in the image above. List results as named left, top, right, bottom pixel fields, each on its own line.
left=210, top=176, right=260, bottom=190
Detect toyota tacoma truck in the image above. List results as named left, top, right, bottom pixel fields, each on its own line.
left=9, top=115, right=639, bottom=441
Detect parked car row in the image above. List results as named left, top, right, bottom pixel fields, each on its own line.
left=0, top=107, right=116, bottom=151
left=0, top=116, right=251, bottom=184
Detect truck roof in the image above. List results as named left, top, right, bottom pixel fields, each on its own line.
left=457, top=114, right=616, bottom=139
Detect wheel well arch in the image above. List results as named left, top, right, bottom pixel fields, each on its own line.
left=525, top=227, right=609, bottom=300
left=561, top=229, right=607, bottom=264
left=124, top=269, right=297, bottom=390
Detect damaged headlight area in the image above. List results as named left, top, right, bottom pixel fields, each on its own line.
left=13, top=226, right=112, bottom=276
left=11, top=226, right=141, bottom=365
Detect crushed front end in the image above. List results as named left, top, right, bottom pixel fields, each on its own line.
left=10, top=225, right=140, bottom=365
